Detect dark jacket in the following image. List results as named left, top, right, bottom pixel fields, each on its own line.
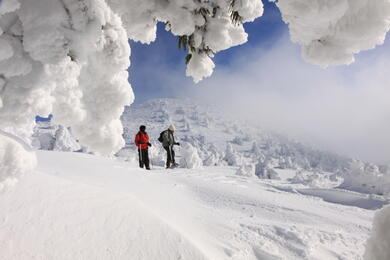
left=162, top=130, right=175, bottom=148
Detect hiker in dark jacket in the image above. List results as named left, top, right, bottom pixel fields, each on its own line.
left=135, top=125, right=151, bottom=170
left=161, top=125, right=180, bottom=168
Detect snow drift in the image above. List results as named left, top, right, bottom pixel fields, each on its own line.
left=0, top=150, right=376, bottom=259
left=0, top=130, right=36, bottom=186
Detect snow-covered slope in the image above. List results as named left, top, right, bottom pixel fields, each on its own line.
left=0, top=150, right=376, bottom=259
left=120, top=98, right=390, bottom=195
left=7, top=98, right=386, bottom=259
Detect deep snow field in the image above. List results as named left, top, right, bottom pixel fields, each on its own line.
left=2, top=98, right=389, bottom=259
left=0, top=150, right=379, bottom=259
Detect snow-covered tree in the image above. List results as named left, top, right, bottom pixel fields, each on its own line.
left=224, top=143, right=242, bottom=166
left=1, top=0, right=390, bottom=182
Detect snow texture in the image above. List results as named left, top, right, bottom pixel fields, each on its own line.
left=276, top=0, right=390, bottom=67
left=0, top=130, right=36, bottom=185
left=364, top=205, right=390, bottom=260
left=0, top=150, right=376, bottom=259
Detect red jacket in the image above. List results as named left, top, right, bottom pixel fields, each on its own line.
left=135, top=131, right=149, bottom=150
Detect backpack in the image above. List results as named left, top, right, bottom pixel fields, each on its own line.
left=158, top=131, right=165, bottom=143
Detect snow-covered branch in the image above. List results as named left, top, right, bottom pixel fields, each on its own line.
left=276, top=0, right=390, bottom=67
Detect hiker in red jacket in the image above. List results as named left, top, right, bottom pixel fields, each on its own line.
left=135, top=125, right=151, bottom=170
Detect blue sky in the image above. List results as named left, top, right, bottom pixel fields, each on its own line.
left=128, top=1, right=390, bottom=164
left=128, top=1, right=285, bottom=103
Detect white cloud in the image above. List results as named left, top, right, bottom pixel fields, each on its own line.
left=188, top=33, right=390, bottom=164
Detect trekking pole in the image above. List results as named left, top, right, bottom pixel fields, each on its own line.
left=169, top=145, right=174, bottom=167
left=149, top=147, right=153, bottom=170
left=139, top=146, right=143, bottom=168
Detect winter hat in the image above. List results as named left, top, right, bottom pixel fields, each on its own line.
left=140, top=125, right=146, bottom=131
left=168, top=125, right=176, bottom=132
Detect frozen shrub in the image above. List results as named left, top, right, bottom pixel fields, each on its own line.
left=148, top=145, right=166, bottom=167
left=290, top=170, right=342, bottom=188
left=251, top=141, right=261, bottom=156
left=255, top=162, right=280, bottom=180
left=53, top=125, right=81, bottom=152
left=179, top=142, right=202, bottom=169
left=203, top=144, right=222, bottom=166
left=339, top=160, right=390, bottom=195
left=32, top=123, right=80, bottom=152
left=224, top=143, right=242, bottom=166
left=236, top=164, right=255, bottom=177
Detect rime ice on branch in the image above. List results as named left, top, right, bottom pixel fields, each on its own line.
left=275, top=0, right=390, bottom=66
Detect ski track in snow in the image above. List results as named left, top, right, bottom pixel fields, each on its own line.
left=0, top=151, right=379, bottom=259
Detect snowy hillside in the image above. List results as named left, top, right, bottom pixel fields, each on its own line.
left=1, top=98, right=389, bottom=259
left=120, top=98, right=390, bottom=196
left=0, top=150, right=379, bottom=259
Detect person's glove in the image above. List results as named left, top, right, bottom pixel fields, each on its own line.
left=175, top=142, right=180, bottom=146
left=148, top=142, right=152, bottom=147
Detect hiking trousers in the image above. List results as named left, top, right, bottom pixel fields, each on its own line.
left=138, top=149, right=150, bottom=169
left=164, top=146, right=175, bottom=167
